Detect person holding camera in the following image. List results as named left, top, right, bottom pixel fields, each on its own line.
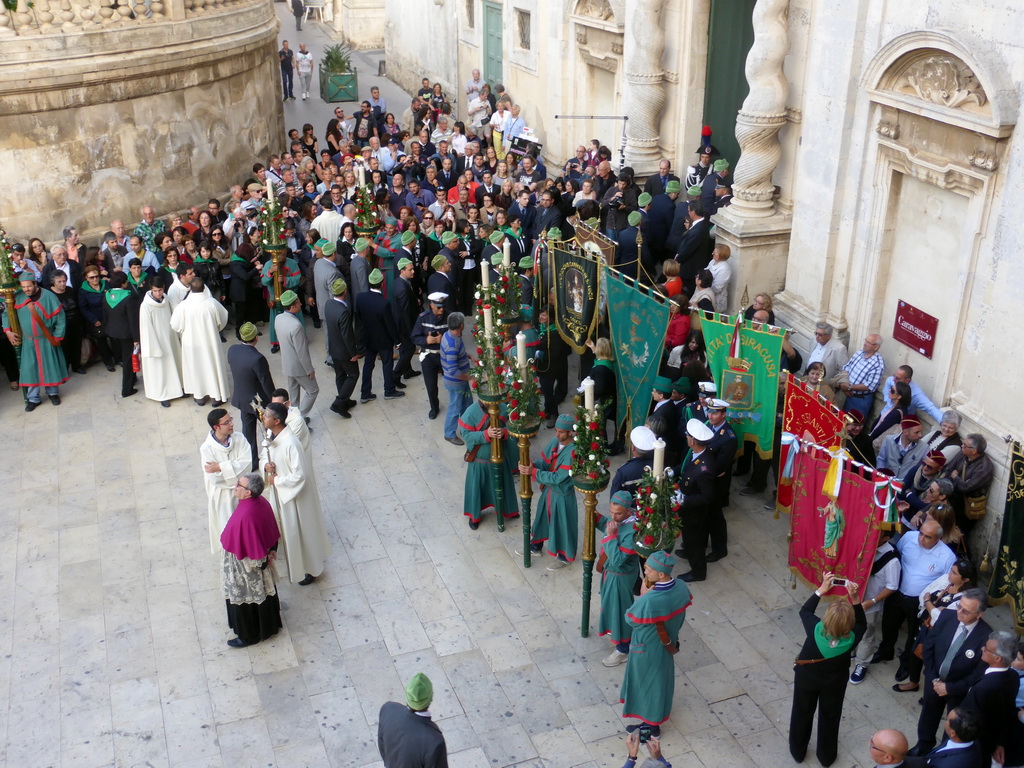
left=623, top=730, right=670, bottom=768
left=789, top=572, right=866, bottom=767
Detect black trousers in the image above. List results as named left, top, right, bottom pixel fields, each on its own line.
left=878, top=592, right=920, bottom=662
left=789, top=670, right=848, bottom=766
left=112, top=337, right=136, bottom=396
left=539, top=362, right=569, bottom=417
left=361, top=347, right=396, bottom=397
left=681, top=505, right=709, bottom=578
left=394, top=333, right=416, bottom=378
left=421, top=353, right=441, bottom=413
left=916, top=685, right=963, bottom=751
left=240, top=409, right=259, bottom=471
left=86, top=324, right=115, bottom=367
left=458, top=269, right=477, bottom=315
left=708, top=474, right=731, bottom=556
left=331, top=356, right=359, bottom=409
left=61, top=318, right=83, bottom=372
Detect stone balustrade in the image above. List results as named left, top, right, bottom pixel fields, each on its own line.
left=0, top=0, right=263, bottom=36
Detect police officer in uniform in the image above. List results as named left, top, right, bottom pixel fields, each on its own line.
left=675, top=419, right=717, bottom=583
left=685, top=142, right=719, bottom=189
left=610, top=426, right=657, bottom=499
left=704, top=398, right=737, bottom=564
left=690, top=380, right=717, bottom=422
left=411, top=292, right=448, bottom=420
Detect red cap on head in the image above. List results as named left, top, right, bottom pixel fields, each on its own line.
left=925, top=450, right=947, bottom=467
left=900, top=414, right=921, bottom=430
left=847, top=409, right=864, bottom=424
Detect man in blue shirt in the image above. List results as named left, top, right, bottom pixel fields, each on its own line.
left=405, top=179, right=437, bottom=220
left=878, top=365, right=944, bottom=423
left=440, top=312, right=472, bottom=446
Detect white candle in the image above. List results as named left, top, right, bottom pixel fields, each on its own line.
left=483, top=306, right=493, bottom=336
left=582, top=376, right=595, bottom=416
left=502, top=239, right=511, bottom=268
left=265, top=177, right=273, bottom=203
left=652, top=438, right=666, bottom=478
left=481, top=261, right=490, bottom=288
left=357, top=166, right=365, bottom=187
left=516, top=332, right=527, bottom=371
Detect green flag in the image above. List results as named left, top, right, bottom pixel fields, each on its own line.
left=700, top=311, right=785, bottom=458
left=988, top=440, right=1024, bottom=633
left=606, top=268, right=670, bottom=434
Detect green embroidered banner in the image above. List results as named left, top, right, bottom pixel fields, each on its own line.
left=700, top=311, right=786, bottom=459
left=606, top=267, right=670, bottom=435
left=988, top=440, right=1024, bottom=634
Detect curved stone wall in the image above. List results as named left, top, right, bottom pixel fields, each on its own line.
left=0, top=0, right=284, bottom=241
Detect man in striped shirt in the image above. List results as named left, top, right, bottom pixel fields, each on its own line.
left=839, top=334, right=885, bottom=419
left=440, top=312, right=472, bottom=446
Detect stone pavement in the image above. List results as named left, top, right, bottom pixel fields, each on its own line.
left=4, top=308, right=941, bottom=768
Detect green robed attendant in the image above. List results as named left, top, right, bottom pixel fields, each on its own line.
left=3, top=272, right=68, bottom=411
left=260, top=254, right=301, bottom=352
left=619, top=550, right=692, bottom=733
left=599, top=490, right=641, bottom=668
left=458, top=398, right=519, bottom=529
left=518, top=412, right=577, bottom=570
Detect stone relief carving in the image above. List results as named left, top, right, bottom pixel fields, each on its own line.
left=575, top=0, right=613, bottom=21
left=876, top=119, right=900, bottom=140
left=898, top=55, right=987, bottom=110
left=968, top=149, right=997, bottom=171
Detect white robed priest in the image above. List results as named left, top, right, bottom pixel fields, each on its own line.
left=200, top=407, right=252, bottom=553
left=169, top=277, right=230, bottom=406
left=138, top=273, right=183, bottom=406
left=259, top=402, right=331, bottom=585
left=270, top=388, right=315, bottom=480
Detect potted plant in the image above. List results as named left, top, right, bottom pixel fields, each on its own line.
left=319, top=43, right=357, bottom=103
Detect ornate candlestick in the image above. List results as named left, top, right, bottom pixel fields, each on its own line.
left=571, top=402, right=610, bottom=637
left=471, top=305, right=513, bottom=532
left=0, top=223, right=21, bottom=344
left=506, top=332, right=542, bottom=567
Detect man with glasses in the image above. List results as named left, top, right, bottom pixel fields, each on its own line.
left=866, top=729, right=924, bottom=767
left=200, top=408, right=252, bottom=554
left=838, top=334, right=885, bottom=417
left=805, top=322, right=848, bottom=380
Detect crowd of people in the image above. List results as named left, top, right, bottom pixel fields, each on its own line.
left=3, top=62, right=1020, bottom=768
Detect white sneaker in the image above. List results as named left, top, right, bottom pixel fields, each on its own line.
left=546, top=558, right=568, bottom=571
left=602, top=650, right=628, bottom=667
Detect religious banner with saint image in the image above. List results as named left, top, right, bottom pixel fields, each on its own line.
left=988, top=440, right=1024, bottom=634
left=574, top=220, right=616, bottom=267
left=788, top=442, right=885, bottom=596
left=606, top=267, right=670, bottom=435
left=782, top=373, right=847, bottom=447
left=700, top=312, right=785, bottom=458
left=551, top=243, right=600, bottom=354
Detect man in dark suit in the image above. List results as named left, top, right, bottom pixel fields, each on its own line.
left=377, top=673, right=447, bottom=768
left=227, top=323, right=275, bottom=468
left=508, top=190, right=536, bottom=247
left=426, top=254, right=457, bottom=319
left=920, top=708, right=982, bottom=768
left=474, top=170, right=500, bottom=206
left=910, top=589, right=991, bottom=756
left=676, top=201, right=712, bottom=294
left=41, top=247, right=83, bottom=291
left=643, top=159, right=681, bottom=197
left=323, top=278, right=363, bottom=419
left=530, top=189, right=564, bottom=243
left=700, top=158, right=730, bottom=216
left=436, top=156, right=459, bottom=195
left=355, top=269, right=404, bottom=403
left=392, top=257, right=420, bottom=383
left=645, top=181, right=680, bottom=261
left=704, top=398, right=737, bottom=563
left=866, top=729, right=926, bottom=768
left=959, top=630, right=1020, bottom=766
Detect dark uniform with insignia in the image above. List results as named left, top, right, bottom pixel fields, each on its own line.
left=610, top=453, right=652, bottom=499
left=676, top=449, right=716, bottom=581
left=705, top=419, right=738, bottom=561
left=411, top=306, right=447, bottom=418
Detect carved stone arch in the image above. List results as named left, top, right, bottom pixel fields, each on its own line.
left=863, top=29, right=1017, bottom=138
left=570, top=0, right=623, bottom=27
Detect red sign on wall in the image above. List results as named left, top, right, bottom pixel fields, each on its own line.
left=893, top=300, right=939, bottom=359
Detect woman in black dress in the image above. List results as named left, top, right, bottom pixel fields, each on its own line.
left=789, top=572, right=866, bottom=767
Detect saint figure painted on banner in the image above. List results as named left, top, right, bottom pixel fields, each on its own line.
left=820, top=501, right=844, bottom=558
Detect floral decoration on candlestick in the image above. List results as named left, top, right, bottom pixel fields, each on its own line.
left=504, top=359, right=544, bottom=431
left=258, top=184, right=287, bottom=248
left=494, top=261, right=522, bottom=324
left=353, top=183, right=379, bottom=235
left=570, top=403, right=610, bottom=483
left=632, top=466, right=683, bottom=558
left=469, top=305, right=508, bottom=398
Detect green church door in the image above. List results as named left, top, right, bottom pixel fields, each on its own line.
left=483, top=2, right=503, bottom=87
left=701, top=0, right=757, bottom=169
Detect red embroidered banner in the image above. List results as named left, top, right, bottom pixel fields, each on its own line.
left=782, top=374, right=846, bottom=448
left=788, top=443, right=885, bottom=596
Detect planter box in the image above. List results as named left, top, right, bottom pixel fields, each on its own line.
left=319, top=70, right=358, bottom=103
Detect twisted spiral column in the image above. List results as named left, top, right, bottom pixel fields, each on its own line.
left=622, top=0, right=666, bottom=172
left=730, top=0, right=790, bottom=218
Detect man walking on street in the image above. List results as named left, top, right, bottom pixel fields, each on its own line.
left=290, top=0, right=304, bottom=32
left=275, top=290, right=318, bottom=423
left=355, top=269, right=404, bottom=403
left=279, top=40, right=295, bottom=101
left=296, top=43, right=315, bottom=100
left=440, top=312, right=471, bottom=445
left=323, top=278, right=363, bottom=419
left=228, top=322, right=275, bottom=469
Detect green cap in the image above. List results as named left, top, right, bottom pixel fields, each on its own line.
left=672, top=376, right=693, bottom=394
left=647, top=550, right=675, bottom=575
left=490, top=253, right=503, bottom=265
left=314, top=238, right=329, bottom=249
left=610, top=490, right=633, bottom=508
left=431, top=254, right=448, bottom=270
left=555, top=413, right=575, bottom=430
left=637, top=192, right=652, bottom=206
left=354, top=237, right=371, bottom=252
left=368, top=268, right=384, bottom=285
left=280, top=290, right=299, bottom=307
left=239, top=322, right=258, bottom=341
left=401, top=230, right=416, bottom=246
left=652, top=375, right=672, bottom=394
left=518, top=255, right=533, bottom=269
left=488, top=230, right=505, bottom=245
left=404, top=672, right=434, bottom=711
left=627, top=211, right=642, bottom=227
left=397, top=257, right=413, bottom=270
left=519, top=304, right=534, bottom=321
left=665, top=180, right=681, bottom=194
left=585, top=217, right=599, bottom=227
left=384, top=216, right=398, bottom=225
left=321, top=241, right=337, bottom=256
left=687, top=184, right=702, bottom=197
left=441, top=231, right=457, bottom=246
left=713, top=158, right=730, bottom=172
left=547, top=228, right=562, bottom=240
left=330, top=278, right=347, bottom=295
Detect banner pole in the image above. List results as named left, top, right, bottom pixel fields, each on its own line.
left=487, top=400, right=508, bottom=532
left=580, top=488, right=598, bottom=637
left=518, top=430, right=535, bottom=567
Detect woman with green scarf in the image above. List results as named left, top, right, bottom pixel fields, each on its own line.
left=102, top=270, right=140, bottom=398
left=585, top=337, right=621, bottom=453
left=789, top=572, right=865, bottom=767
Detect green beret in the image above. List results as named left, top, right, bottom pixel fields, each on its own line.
left=610, top=490, right=633, bottom=508
left=368, top=268, right=384, bottom=285
left=330, top=278, right=347, bottom=295
left=431, top=254, right=448, bottom=270
left=647, top=550, right=675, bottom=575
left=672, top=376, right=693, bottom=394
left=314, top=238, right=329, bottom=249
left=441, top=231, right=457, bottom=245
left=401, top=230, right=416, bottom=246
left=354, top=237, right=371, bottom=252
left=687, top=185, right=702, bottom=197
left=384, top=216, right=398, bottom=226
left=652, top=374, right=672, bottom=394
left=585, top=217, right=600, bottom=227
left=555, top=413, right=575, bottom=431
left=547, top=228, right=562, bottom=240
left=518, top=255, right=533, bottom=269
left=488, top=230, right=505, bottom=245
left=713, top=158, right=730, bottom=172
left=321, top=241, right=337, bottom=256
left=18, top=271, right=39, bottom=282
left=519, top=304, right=534, bottom=321
left=627, top=211, right=642, bottom=227
left=665, top=180, right=681, bottom=194
left=397, top=257, right=413, bottom=270
left=238, top=322, right=258, bottom=341
left=637, top=192, right=652, bottom=206
left=280, top=290, right=299, bottom=307
left=490, top=253, right=503, bottom=265
left=405, top=672, right=433, bottom=711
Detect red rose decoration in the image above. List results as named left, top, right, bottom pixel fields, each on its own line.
left=590, top=442, right=599, bottom=450
left=509, top=399, right=519, bottom=408
left=509, top=412, right=519, bottom=421
left=588, top=472, right=597, bottom=479
left=538, top=411, right=546, bottom=418
left=477, top=347, right=483, bottom=355
left=588, top=422, right=598, bottom=430
left=643, top=535, right=655, bottom=545
left=512, top=381, right=521, bottom=390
